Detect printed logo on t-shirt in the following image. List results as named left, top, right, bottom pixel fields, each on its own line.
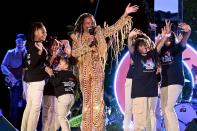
left=62, top=81, right=75, bottom=88
left=62, top=81, right=76, bottom=92
left=141, top=58, right=155, bottom=72
left=161, top=51, right=173, bottom=65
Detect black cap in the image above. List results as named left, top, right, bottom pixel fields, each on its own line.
left=16, top=34, right=26, bottom=41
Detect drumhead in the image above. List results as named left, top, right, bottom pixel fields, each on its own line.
left=175, top=103, right=197, bottom=131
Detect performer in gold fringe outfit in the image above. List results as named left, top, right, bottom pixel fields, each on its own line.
left=70, top=3, right=139, bottom=131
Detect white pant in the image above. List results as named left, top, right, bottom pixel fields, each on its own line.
left=132, top=97, right=158, bottom=131
left=21, top=80, right=45, bottom=131
left=160, top=84, right=183, bottom=131
left=22, top=81, right=28, bottom=100
left=124, top=78, right=133, bottom=131
left=42, top=95, right=59, bottom=131
left=56, top=94, right=74, bottom=131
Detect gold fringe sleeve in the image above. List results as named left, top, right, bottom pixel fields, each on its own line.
left=103, top=15, right=133, bottom=60
left=94, top=15, right=133, bottom=70
left=103, top=15, right=132, bottom=38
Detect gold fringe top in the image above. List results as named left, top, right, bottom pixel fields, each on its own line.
left=72, top=14, right=133, bottom=71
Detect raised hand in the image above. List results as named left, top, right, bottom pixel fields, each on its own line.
left=178, top=23, right=191, bottom=33
left=128, top=28, right=142, bottom=53
left=161, top=26, right=167, bottom=37
left=156, top=26, right=169, bottom=52
left=165, top=19, right=172, bottom=34
left=128, top=28, right=141, bottom=38
left=178, top=23, right=191, bottom=47
left=59, top=39, right=72, bottom=57
left=60, top=40, right=69, bottom=47
left=124, top=3, right=139, bottom=16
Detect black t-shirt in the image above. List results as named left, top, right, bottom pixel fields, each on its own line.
left=131, top=49, right=158, bottom=98
left=23, top=42, right=47, bottom=82
left=49, top=70, right=77, bottom=97
left=126, top=53, right=134, bottom=79
left=43, top=53, right=60, bottom=96
left=126, top=65, right=134, bottom=79
left=160, top=44, right=186, bottom=87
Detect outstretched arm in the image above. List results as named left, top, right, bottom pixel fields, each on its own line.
left=103, top=4, right=139, bottom=37
left=128, top=28, right=141, bottom=53
left=178, top=23, right=191, bottom=48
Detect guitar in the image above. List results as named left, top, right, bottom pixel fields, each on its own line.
left=4, top=66, right=23, bottom=88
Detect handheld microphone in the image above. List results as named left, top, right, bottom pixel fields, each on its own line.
left=88, top=26, right=95, bottom=35
left=88, top=26, right=97, bottom=47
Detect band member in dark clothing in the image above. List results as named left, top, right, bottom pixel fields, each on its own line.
left=1, top=33, right=27, bottom=129
left=21, top=22, right=48, bottom=131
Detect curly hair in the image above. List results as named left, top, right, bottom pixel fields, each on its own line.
left=74, top=13, right=96, bottom=34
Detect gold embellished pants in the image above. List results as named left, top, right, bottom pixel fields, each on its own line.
left=79, top=57, right=105, bottom=131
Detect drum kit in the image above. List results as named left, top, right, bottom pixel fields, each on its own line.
left=156, top=98, right=197, bottom=131
left=157, top=102, right=197, bottom=131
left=175, top=74, right=197, bottom=130
left=159, top=64, right=197, bottom=131
left=175, top=103, right=197, bottom=131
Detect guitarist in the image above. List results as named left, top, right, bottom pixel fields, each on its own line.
left=1, top=33, right=26, bottom=129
